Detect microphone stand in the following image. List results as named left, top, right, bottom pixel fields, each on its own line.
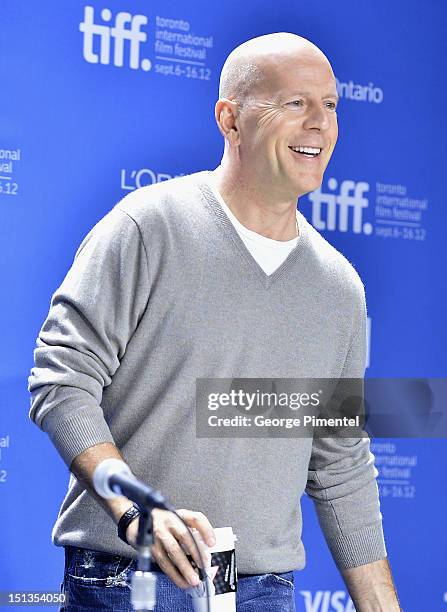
left=130, top=506, right=157, bottom=611
left=96, top=463, right=212, bottom=611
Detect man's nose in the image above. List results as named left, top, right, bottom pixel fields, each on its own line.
left=302, top=103, right=330, bottom=130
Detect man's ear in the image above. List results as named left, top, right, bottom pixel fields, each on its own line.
left=214, top=99, right=240, bottom=145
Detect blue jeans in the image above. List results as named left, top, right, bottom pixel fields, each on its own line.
left=61, top=546, right=296, bottom=611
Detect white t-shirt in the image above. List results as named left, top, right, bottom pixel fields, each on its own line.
left=206, top=176, right=299, bottom=276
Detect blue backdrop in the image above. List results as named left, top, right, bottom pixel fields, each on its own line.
left=1, top=1, right=446, bottom=610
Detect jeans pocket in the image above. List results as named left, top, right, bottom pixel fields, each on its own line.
left=66, top=547, right=135, bottom=588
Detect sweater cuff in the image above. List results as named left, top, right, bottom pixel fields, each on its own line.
left=41, top=403, right=115, bottom=468
left=327, top=522, right=387, bottom=571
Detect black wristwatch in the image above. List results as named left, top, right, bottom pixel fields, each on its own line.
left=117, top=505, right=141, bottom=545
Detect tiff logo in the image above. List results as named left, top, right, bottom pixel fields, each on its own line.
left=308, top=179, right=373, bottom=235
left=79, top=6, right=151, bottom=70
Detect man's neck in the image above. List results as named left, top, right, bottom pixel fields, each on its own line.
left=210, top=165, right=299, bottom=242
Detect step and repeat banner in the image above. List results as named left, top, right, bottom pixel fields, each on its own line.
left=1, top=1, right=446, bottom=610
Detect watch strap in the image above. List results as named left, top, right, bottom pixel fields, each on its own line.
left=117, top=504, right=141, bottom=545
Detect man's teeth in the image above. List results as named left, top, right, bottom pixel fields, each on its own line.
left=290, top=146, right=322, bottom=156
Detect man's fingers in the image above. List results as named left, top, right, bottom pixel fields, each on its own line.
left=171, top=522, right=211, bottom=569
left=155, top=533, right=201, bottom=587
left=151, top=542, right=191, bottom=590
left=149, top=508, right=215, bottom=589
left=176, top=509, right=216, bottom=547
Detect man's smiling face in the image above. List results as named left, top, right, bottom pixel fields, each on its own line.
left=235, top=49, right=339, bottom=199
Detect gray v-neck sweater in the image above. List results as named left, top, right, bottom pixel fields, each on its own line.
left=28, top=170, right=387, bottom=573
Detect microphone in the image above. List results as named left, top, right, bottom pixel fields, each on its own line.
left=93, top=458, right=174, bottom=511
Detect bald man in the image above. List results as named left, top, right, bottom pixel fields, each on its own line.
left=29, top=33, right=401, bottom=611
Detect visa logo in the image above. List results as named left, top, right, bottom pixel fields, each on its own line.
left=299, top=590, right=355, bottom=612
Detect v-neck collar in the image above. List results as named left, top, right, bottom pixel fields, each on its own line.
left=197, top=171, right=310, bottom=290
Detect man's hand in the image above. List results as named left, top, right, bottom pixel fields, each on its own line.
left=126, top=508, right=215, bottom=590
left=341, top=558, right=402, bottom=611
left=69, top=443, right=216, bottom=590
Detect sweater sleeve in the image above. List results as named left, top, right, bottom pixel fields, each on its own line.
left=305, top=281, right=387, bottom=571
left=28, top=207, right=150, bottom=468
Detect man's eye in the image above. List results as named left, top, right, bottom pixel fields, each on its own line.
left=286, top=100, right=337, bottom=110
